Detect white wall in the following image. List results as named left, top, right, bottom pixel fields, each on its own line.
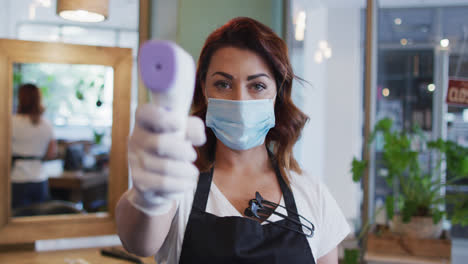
left=176, top=0, right=283, bottom=60
left=0, top=0, right=11, bottom=38
left=324, top=7, right=362, bottom=222
left=299, top=5, right=362, bottom=225
left=150, top=0, right=179, bottom=42
left=300, top=7, right=328, bottom=186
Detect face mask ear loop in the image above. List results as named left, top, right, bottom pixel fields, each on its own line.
left=204, top=86, right=209, bottom=104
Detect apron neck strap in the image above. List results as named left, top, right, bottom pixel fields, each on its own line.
left=192, top=161, right=300, bottom=221
left=192, top=166, right=214, bottom=212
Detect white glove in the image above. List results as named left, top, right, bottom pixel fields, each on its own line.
left=126, top=104, right=206, bottom=216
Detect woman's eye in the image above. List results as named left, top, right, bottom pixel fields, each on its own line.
left=252, top=83, right=266, bottom=91
left=214, top=80, right=231, bottom=89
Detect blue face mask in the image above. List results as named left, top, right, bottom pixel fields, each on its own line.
left=206, top=98, right=275, bottom=150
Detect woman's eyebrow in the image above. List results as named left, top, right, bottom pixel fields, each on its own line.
left=247, top=73, right=270, bottom=81
left=212, top=71, right=233, bottom=80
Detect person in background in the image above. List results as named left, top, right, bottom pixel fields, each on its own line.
left=116, top=17, right=349, bottom=264
left=11, top=83, right=57, bottom=209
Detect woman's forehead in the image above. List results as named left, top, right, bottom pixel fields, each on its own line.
left=207, top=47, right=273, bottom=78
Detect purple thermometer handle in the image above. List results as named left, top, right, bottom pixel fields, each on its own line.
left=139, top=41, right=177, bottom=94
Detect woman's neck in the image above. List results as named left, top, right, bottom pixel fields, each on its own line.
left=213, top=140, right=272, bottom=175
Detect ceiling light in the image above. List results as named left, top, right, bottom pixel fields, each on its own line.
left=323, top=47, right=332, bottom=59
left=446, top=113, right=455, bottom=122
left=382, top=88, right=390, bottom=97
left=294, top=11, right=306, bottom=41
left=400, top=38, right=408, bottom=46
left=57, top=0, right=109, bottom=23
left=319, top=40, right=328, bottom=50
left=314, top=51, right=323, bottom=64
left=427, top=83, right=435, bottom=92
left=440, top=39, right=450, bottom=48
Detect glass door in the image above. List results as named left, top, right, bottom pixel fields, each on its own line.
left=369, top=0, right=468, bottom=238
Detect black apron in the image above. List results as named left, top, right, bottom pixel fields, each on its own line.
left=178, top=166, right=315, bottom=264
left=11, top=155, right=42, bottom=167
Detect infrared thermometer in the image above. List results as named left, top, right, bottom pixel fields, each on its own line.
left=138, top=40, right=196, bottom=134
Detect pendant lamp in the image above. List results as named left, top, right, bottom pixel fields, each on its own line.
left=57, top=0, right=109, bottom=23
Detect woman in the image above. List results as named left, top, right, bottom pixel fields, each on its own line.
left=117, top=17, right=349, bottom=264
left=11, top=83, right=56, bottom=209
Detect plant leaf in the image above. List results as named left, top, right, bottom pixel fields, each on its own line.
left=432, top=209, right=444, bottom=224
left=386, top=195, right=394, bottom=220
left=351, top=158, right=367, bottom=182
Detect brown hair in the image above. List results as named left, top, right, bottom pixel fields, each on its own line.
left=17, top=83, right=44, bottom=125
left=191, top=17, right=309, bottom=183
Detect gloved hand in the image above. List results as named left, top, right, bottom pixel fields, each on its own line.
left=125, top=104, right=206, bottom=215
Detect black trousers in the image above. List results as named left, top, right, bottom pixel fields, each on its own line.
left=12, top=180, right=50, bottom=209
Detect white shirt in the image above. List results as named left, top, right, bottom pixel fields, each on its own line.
left=11, top=115, right=54, bottom=183
left=155, top=170, right=350, bottom=264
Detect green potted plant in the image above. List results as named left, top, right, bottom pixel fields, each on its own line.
left=351, top=118, right=468, bottom=239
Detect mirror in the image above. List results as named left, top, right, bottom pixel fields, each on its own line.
left=11, top=63, right=114, bottom=217
left=0, top=39, right=132, bottom=244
